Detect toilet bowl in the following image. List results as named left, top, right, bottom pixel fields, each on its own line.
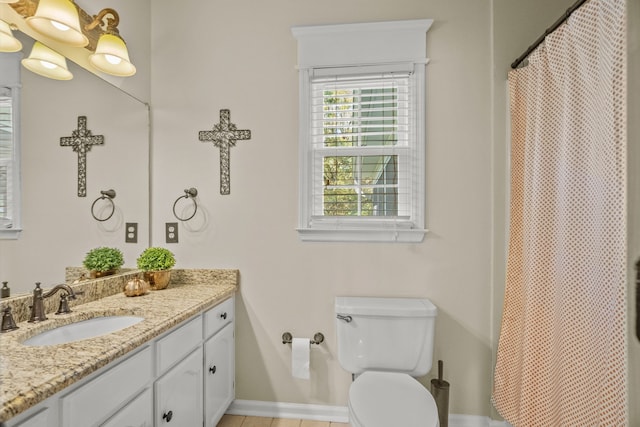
left=348, top=371, right=439, bottom=427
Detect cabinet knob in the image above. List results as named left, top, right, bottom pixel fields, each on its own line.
left=209, top=365, right=217, bottom=374
left=163, top=410, right=173, bottom=422
left=220, top=312, right=227, bottom=320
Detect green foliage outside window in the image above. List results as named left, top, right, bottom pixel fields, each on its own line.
left=321, top=87, right=399, bottom=217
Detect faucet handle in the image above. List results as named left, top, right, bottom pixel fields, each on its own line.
left=56, top=295, right=71, bottom=315
left=1, top=306, right=19, bottom=332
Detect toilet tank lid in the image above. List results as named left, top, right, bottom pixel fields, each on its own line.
left=335, top=297, right=437, bottom=317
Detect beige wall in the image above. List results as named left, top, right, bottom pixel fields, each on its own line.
left=151, top=0, right=493, bottom=416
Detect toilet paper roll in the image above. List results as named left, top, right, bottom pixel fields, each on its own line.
left=291, top=337, right=310, bottom=379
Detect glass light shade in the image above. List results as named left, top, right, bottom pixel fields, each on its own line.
left=89, top=33, right=136, bottom=76
left=26, top=0, right=88, bottom=47
left=21, top=41, right=73, bottom=80
left=0, top=20, right=22, bottom=52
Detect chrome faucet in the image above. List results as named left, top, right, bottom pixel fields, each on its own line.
left=29, top=283, right=79, bottom=323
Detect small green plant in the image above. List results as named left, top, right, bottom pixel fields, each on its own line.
left=136, top=247, right=176, bottom=271
left=83, top=247, right=124, bottom=272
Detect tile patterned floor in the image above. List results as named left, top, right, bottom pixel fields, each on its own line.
left=217, top=414, right=350, bottom=427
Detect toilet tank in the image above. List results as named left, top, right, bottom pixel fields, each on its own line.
left=335, top=296, right=437, bottom=376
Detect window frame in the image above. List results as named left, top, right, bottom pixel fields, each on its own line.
left=0, top=53, right=22, bottom=240
left=292, top=20, right=432, bottom=242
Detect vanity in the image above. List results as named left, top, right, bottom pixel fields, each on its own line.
left=0, top=269, right=238, bottom=427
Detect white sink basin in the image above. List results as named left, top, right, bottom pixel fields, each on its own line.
left=22, top=316, right=144, bottom=346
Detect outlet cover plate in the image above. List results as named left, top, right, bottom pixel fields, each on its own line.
left=125, top=223, right=138, bottom=243
left=166, top=222, right=178, bottom=243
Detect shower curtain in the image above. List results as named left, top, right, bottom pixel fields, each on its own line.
left=492, top=0, right=627, bottom=425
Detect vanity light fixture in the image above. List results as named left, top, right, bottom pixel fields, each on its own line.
left=0, top=19, right=22, bottom=52
left=21, top=40, right=72, bottom=80
left=26, top=0, right=88, bottom=47
left=86, top=9, right=135, bottom=77
left=5, top=0, right=136, bottom=77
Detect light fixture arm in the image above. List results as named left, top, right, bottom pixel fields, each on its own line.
left=85, top=8, right=120, bottom=35
left=7, top=0, right=120, bottom=51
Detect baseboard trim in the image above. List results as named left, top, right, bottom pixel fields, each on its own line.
left=227, top=400, right=349, bottom=423
left=227, top=400, right=511, bottom=427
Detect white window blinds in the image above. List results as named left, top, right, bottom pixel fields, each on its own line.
left=310, top=72, right=414, bottom=220
left=0, top=87, right=14, bottom=228
left=0, top=52, right=22, bottom=239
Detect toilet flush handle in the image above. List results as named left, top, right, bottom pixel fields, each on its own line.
left=337, top=314, right=352, bottom=323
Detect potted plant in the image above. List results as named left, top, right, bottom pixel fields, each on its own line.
left=136, top=247, right=176, bottom=290
left=83, top=247, right=124, bottom=278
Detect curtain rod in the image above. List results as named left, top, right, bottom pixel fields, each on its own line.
left=510, top=0, right=589, bottom=69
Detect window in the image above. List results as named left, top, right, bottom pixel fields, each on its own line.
left=292, top=20, right=432, bottom=242
left=0, top=53, right=22, bottom=239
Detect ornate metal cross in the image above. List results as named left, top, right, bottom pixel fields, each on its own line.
left=60, top=116, right=104, bottom=197
left=199, top=109, right=251, bottom=195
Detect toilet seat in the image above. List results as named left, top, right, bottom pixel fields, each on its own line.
left=348, top=371, right=439, bottom=427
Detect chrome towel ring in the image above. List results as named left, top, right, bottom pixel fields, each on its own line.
left=173, top=187, right=198, bottom=221
left=91, top=189, right=116, bottom=222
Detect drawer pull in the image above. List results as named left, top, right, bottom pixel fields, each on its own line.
left=163, top=410, right=173, bottom=422
left=220, top=312, right=227, bottom=320
left=209, top=365, right=217, bottom=374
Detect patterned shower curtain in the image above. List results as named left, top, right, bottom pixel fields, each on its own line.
left=492, top=0, right=627, bottom=425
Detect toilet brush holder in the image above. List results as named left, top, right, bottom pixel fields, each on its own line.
left=430, top=360, right=450, bottom=427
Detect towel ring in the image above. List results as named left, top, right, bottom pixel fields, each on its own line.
left=91, top=189, right=116, bottom=222
left=172, top=188, right=198, bottom=221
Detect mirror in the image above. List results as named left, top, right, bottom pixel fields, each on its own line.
left=0, top=34, right=150, bottom=296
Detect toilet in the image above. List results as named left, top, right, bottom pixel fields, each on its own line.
left=335, top=296, right=440, bottom=427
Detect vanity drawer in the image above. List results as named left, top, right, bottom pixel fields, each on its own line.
left=61, top=346, right=152, bottom=427
left=156, top=316, right=202, bottom=374
left=204, top=296, right=234, bottom=339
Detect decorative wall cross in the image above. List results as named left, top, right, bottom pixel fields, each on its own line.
left=199, top=109, right=252, bottom=195
left=60, top=116, right=104, bottom=197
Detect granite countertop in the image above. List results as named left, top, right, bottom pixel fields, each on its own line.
left=0, top=269, right=238, bottom=422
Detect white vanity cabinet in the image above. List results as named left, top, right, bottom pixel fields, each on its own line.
left=6, top=295, right=235, bottom=427
left=155, top=347, right=203, bottom=425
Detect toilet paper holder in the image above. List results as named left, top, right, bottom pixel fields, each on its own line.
left=282, top=332, right=324, bottom=345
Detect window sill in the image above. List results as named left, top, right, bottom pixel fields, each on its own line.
left=0, top=228, right=22, bottom=240
left=297, top=228, right=426, bottom=243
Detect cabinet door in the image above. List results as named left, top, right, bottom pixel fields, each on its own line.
left=8, top=407, right=53, bottom=427
left=101, top=388, right=152, bottom=427
left=155, top=347, right=203, bottom=426
left=204, top=323, right=235, bottom=427
left=61, top=346, right=152, bottom=427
